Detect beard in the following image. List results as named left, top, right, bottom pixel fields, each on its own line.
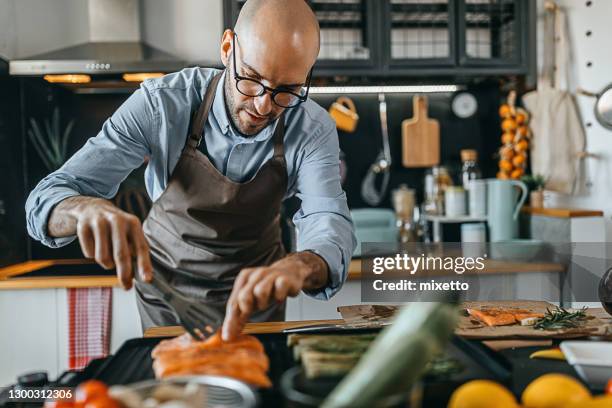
left=223, top=71, right=280, bottom=137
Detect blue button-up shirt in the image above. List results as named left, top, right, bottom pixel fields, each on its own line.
left=25, top=67, right=356, bottom=299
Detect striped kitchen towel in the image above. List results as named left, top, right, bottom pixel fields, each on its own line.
left=68, top=287, right=113, bottom=370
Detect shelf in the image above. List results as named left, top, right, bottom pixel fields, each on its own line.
left=425, top=215, right=487, bottom=223
left=522, top=207, right=604, bottom=219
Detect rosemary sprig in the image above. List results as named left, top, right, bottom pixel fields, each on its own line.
left=534, top=306, right=588, bottom=331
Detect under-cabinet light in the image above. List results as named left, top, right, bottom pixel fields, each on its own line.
left=43, top=74, right=91, bottom=84
left=123, top=72, right=165, bottom=82
left=309, top=85, right=461, bottom=94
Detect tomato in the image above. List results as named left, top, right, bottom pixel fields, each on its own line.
left=74, top=380, right=108, bottom=404
left=83, top=396, right=120, bottom=408
left=606, top=377, right=612, bottom=395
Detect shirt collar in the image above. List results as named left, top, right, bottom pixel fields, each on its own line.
left=211, top=70, right=279, bottom=143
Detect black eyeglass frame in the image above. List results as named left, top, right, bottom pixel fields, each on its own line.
left=231, top=32, right=313, bottom=108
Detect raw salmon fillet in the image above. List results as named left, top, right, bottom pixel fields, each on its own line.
left=467, top=307, right=544, bottom=327
left=151, top=332, right=272, bottom=388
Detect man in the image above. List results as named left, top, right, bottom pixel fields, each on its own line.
left=25, top=0, right=356, bottom=341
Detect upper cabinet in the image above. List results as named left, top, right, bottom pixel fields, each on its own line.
left=223, top=0, right=535, bottom=80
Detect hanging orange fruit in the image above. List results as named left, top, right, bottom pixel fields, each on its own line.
left=511, top=168, right=524, bottom=179
left=499, top=104, right=512, bottom=118
left=500, top=146, right=515, bottom=160
left=497, top=91, right=532, bottom=180
left=501, top=118, right=517, bottom=132
left=501, top=132, right=514, bottom=145
left=512, top=153, right=526, bottom=167
left=515, top=139, right=529, bottom=152
left=499, top=159, right=513, bottom=172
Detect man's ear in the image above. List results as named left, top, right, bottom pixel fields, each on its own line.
left=220, top=29, right=234, bottom=68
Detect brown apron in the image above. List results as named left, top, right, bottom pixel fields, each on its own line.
left=135, top=72, right=288, bottom=329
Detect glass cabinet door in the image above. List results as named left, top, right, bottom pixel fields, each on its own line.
left=457, top=0, right=525, bottom=66
left=384, top=0, right=456, bottom=67
left=311, top=0, right=379, bottom=71
left=225, top=0, right=379, bottom=74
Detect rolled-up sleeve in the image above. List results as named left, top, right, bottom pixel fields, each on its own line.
left=293, top=120, right=357, bottom=300
left=25, top=84, right=156, bottom=248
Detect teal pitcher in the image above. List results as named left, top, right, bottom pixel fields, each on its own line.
left=486, top=179, right=528, bottom=242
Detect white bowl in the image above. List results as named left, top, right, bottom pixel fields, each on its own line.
left=560, top=341, right=612, bottom=389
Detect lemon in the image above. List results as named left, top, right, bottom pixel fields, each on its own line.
left=565, top=395, right=612, bottom=408
left=448, top=380, right=519, bottom=408
left=521, top=373, right=591, bottom=408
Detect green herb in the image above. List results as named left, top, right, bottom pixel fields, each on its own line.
left=534, top=306, right=588, bottom=330
left=521, top=174, right=547, bottom=192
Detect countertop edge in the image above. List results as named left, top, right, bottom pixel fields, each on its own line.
left=0, top=275, right=119, bottom=290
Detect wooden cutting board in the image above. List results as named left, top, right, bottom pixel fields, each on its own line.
left=402, top=95, right=440, bottom=167
left=338, top=301, right=612, bottom=340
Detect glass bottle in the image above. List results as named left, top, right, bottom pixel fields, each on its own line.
left=391, top=184, right=416, bottom=243
left=461, top=149, right=482, bottom=189
left=424, top=166, right=453, bottom=215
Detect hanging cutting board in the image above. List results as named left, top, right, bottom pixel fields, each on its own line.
left=401, top=95, right=440, bottom=167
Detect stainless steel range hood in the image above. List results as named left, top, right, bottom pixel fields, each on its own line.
left=9, top=0, right=185, bottom=76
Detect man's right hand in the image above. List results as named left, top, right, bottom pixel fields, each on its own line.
left=48, top=196, right=153, bottom=289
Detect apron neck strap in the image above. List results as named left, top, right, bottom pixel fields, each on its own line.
left=188, top=72, right=223, bottom=149
left=272, top=113, right=286, bottom=159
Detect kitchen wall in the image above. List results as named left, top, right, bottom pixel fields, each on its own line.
left=0, top=0, right=223, bottom=62
left=0, top=0, right=88, bottom=58
left=140, top=0, right=223, bottom=64
left=535, top=0, right=612, bottom=244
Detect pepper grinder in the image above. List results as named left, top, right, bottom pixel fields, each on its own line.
left=391, top=184, right=416, bottom=243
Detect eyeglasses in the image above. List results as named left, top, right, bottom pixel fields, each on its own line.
left=231, top=33, right=312, bottom=108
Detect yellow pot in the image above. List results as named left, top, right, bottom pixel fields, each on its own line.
left=329, top=96, right=359, bottom=133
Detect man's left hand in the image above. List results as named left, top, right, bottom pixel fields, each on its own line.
left=222, top=251, right=328, bottom=341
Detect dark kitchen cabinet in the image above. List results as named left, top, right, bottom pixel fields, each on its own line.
left=0, top=77, right=28, bottom=266
left=224, top=0, right=381, bottom=75
left=223, top=0, right=535, bottom=80
left=458, top=0, right=530, bottom=72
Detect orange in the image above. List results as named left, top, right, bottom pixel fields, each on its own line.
left=502, top=132, right=515, bottom=145
left=497, top=171, right=510, bottom=180
left=565, top=395, right=612, bottom=408
left=512, top=154, right=526, bottom=167
left=448, top=380, right=519, bottom=408
left=500, top=146, right=515, bottom=160
left=516, top=111, right=528, bottom=125
left=499, top=159, right=513, bottom=172
left=502, top=118, right=518, bottom=132
left=517, top=126, right=529, bottom=136
left=499, top=104, right=512, bottom=118
left=521, top=373, right=591, bottom=408
left=515, top=139, right=529, bottom=152
left=510, top=168, right=524, bottom=179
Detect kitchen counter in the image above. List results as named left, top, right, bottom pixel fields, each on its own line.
left=522, top=206, right=604, bottom=218
left=347, top=258, right=565, bottom=279
left=0, top=259, right=118, bottom=289
left=0, top=257, right=566, bottom=290
left=144, top=319, right=344, bottom=338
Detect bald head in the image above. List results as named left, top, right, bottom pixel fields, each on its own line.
left=219, top=0, right=320, bottom=136
left=234, top=0, right=320, bottom=70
